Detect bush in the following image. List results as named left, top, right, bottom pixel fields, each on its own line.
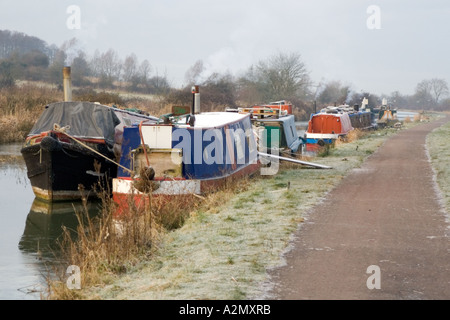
left=73, top=89, right=124, bottom=106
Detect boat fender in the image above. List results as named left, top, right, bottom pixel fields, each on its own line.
left=133, top=166, right=160, bottom=193
left=141, top=166, right=156, bottom=181
left=317, top=139, right=325, bottom=147
left=40, top=136, right=62, bottom=152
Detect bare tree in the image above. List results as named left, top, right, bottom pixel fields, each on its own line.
left=147, top=67, right=171, bottom=94
left=101, top=49, right=122, bottom=81
left=138, top=59, right=152, bottom=84
left=240, top=52, right=310, bottom=102
left=47, top=48, right=67, bottom=84
left=258, top=52, right=310, bottom=98
left=0, top=61, right=15, bottom=88
left=71, top=50, right=90, bottom=85
left=388, top=91, right=410, bottom=109
left=122, top=53, right=138, bottom=83
left=89, top=48, right=122, bottom=87
left=415, top=79, right=435, bottom=107
left=429, top=78, right=449, bottom=104
left=316, top=80, right=351, bottom=106
left=0, top=30, right=48, bottom=59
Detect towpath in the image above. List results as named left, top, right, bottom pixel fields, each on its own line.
left=266, top=116, right=450, bottom=300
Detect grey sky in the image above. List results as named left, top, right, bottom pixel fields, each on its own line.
left=1, top=0, right=449, bottom=96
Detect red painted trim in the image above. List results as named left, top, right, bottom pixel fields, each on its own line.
left=113, top=162, right=260, bottom=217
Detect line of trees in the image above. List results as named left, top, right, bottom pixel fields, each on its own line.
left=1, top=29, right=449, bottom=119
left=0, top=30, right=170, bottom=94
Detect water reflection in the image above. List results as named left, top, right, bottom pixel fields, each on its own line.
left=19, top=198, right=102, bottom=258
left=13, top=198, right=102, bottom=299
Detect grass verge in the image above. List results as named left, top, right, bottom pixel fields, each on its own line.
left=426, top=115, right=450, bottom=215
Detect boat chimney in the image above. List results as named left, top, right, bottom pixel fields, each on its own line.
left=63, top=66, right=73, bottom=102
left=191, top=85, right=200, bottom=114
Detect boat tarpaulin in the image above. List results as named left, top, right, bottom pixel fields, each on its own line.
left=29, top=102, right=121, bottom=146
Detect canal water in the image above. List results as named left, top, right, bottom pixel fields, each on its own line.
left=0, top=143, right=97, bottom=300
left=396, top=111, right=419, bottom=121
left=0, top=143, right=43, bottom=299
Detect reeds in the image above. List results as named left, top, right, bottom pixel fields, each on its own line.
left=0, top=84, right=172, bottom=144
left=333, top=129, right=366, bottom=148
left=43, top=168, right=259, bottom=300
left=0, top=85, right=60, bottom=143
left=44, top=176, right=208, bottom=299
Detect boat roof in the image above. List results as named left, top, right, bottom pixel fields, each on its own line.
left=29, top=102, right=121, bottom=144
left=173, top=112, right=250, bottom=129
left=29, top=101, right=158, bottom=145
left=319, top=105, right=370, bottom=115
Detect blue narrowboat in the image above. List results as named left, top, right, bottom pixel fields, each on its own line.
left=112, top=110, right=260, bottom=212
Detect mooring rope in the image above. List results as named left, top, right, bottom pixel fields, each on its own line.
left=53, top=124, right=134, bottom=174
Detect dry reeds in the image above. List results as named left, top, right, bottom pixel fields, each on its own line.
left=44, top=169, right=260, bottom=299
left=0, top=84, right=172, bottom=144
left=44, top=180, right=203, bottom=299
left=413, top=114, right=422, bottom=122
left=334, top=129, right=365, bottom=148
left=0, top=84, right=61, bottom=143
left=345, top=128, right=366, bottom=143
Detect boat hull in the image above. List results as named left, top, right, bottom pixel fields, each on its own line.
left=348, top=111, right=373, bottom=130
left=20, top=101, right=159, bottom=202
left=21, top=140, right=117, bottom=202
left=113, top=159, right=260, bottom=216
left=112, top=111, right=261, bottom=216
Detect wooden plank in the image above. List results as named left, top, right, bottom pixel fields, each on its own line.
left=258, top=152, right=332, bottom=169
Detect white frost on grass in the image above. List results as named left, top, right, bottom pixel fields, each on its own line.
left=425, top=118, right=450, bottom=225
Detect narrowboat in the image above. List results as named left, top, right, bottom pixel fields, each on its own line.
left=376, top=105, right=398, bottom=127
left=371, top=99, right=398, bottom=127
left=227, top=100, right=305, bottom=155
left=304, top=106, right=353, bottom=148
left=339, top=104, right=373, bottom=130
left=304, top=104, right=373, bottom=153
left=112, top=102, right=260, bottom=213
left=20, top=101, right=159, bottom=202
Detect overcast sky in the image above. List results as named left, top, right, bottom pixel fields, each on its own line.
left=1, top=0, right=449, bottom=96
